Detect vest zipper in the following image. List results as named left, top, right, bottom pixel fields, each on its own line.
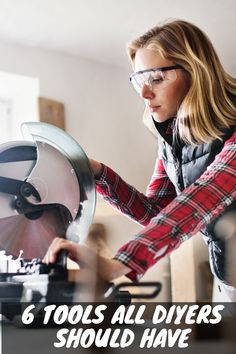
left=172, top=147, right=184, bottom=191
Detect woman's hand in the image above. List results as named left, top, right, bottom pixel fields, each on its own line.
left=43, top=238, right=94, bottom=267
left=43, top=238, right=131, bottom=282
left=89, top=158, right=103, bottom=178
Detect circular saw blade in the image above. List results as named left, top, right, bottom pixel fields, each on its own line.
left=0, top=207, right=71, bottom=260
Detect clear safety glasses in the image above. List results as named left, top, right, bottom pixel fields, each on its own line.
left=130, top=65, right=183, bottom=95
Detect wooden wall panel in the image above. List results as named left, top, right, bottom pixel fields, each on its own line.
left=38, top=97, right=65, bottom=130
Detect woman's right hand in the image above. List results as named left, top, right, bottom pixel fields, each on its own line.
left=43, top=237, right=131, bottom=282
left=43, top=238, right=95, bottom=267
left=89, top=158, right=103, bottom=178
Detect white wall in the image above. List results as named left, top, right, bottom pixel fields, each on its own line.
left=0, top=71, right=39, bottom=142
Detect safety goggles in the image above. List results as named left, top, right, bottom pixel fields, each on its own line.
left=130, top=65, right=183, bottom=95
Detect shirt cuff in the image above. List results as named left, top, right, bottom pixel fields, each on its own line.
left=113, top=242, right=154, bottom=282
left=113, top=234, right=181, bottom=282
left=113, top=254, right=143, bottom=282
left=94, top=163, right=107, bottom=182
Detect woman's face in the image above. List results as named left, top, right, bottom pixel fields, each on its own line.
left=134, top=48, right=190, bottom=123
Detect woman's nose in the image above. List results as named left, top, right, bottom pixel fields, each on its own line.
left=140, top=84, right=155, bottom=99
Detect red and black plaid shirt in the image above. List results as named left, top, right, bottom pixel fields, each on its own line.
left=95, top=131, right=236, bottom=281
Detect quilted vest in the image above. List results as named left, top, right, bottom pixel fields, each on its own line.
left=154, top=119, right=235, bottom=283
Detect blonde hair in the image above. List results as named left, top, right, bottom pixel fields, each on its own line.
left=127, top=20, right=236, bottom=144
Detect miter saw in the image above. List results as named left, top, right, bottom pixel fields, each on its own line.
left=0, top=122, right=161, bottom=314
left=0, top=122, right=98, bottom=305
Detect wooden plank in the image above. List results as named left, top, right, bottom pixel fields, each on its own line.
left=38, top=97, right=65, bottom=129
left=170, top=238, right=197, bottom=302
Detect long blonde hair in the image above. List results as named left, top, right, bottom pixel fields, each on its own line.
left=127, top=20, right=236, bottom=144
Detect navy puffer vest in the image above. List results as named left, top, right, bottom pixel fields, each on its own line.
left=154, top=119, right=235, bottom=284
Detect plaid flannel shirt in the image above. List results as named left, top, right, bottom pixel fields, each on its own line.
left=95, top=131, right=236, bottom=281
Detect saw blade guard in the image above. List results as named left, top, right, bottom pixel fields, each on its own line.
left=21, top=122, right=96, bottom=244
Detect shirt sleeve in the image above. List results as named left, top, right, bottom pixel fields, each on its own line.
left=114, top=131, right=236, bottom=281
left=95, top=159, right=176, bottom=226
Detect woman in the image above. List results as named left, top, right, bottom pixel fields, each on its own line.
left=44, top=20, right=236, bottom=300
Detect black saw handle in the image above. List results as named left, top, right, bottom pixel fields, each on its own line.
left=107, top=281, right=162, bottom=301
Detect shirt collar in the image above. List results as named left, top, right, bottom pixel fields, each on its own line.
left=152, top=117, right=175, bottom=145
